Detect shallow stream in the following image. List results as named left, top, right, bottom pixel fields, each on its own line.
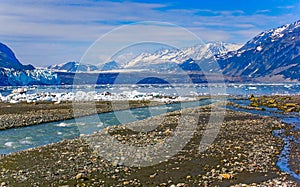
left=228, top=99, right=300, bottom=180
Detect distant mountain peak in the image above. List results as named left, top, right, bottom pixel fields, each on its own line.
left=49, top=42, right=241, bottom=73
left=48, top=61, right=99, bottom=72
left=119, top=42, right=241, bottom=71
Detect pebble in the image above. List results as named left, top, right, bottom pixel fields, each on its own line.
left=123, top=181, right=129, bottom=185
left=149, top=173, right=157, bottom=178
left=75, top=173, right=84, bottom=180
left=0, top=182, right=7, bottom=187
left=0, top=103, right=299, bottom=186
left=219, top=173, right=232, bottom=180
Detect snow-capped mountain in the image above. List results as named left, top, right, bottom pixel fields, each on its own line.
left=0, top=42, right=60, bottom=86
left=48, top=18, right=300, bottom=84
left=101, top=61, right=119, bottom=71
left=100, top=42, right=241, bottom=72
left=50, top=42, right=240, bottom=73
left=218, top=20, right=300, bottom=81
left=48, top=61, right=99, bottom=72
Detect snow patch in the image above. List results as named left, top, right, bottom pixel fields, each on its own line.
left=256, top=46, right=263, bottom=51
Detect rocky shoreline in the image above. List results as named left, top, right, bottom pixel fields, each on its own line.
left=0, top=100, right=162, bottom=130
left=248, top=95, right=300, bottom=113
left=0, top=102, right=299, bottom=186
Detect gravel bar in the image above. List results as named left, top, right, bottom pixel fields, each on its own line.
left=0, top=103, right=299, bottom=186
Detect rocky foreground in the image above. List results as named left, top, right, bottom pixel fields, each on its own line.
left=0, top=103, right=299, bottom=186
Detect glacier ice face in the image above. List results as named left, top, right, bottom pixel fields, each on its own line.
left=0, top=68, right=60, bottom=86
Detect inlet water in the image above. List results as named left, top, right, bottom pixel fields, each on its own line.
left=0, top=99, right=213, bottom=155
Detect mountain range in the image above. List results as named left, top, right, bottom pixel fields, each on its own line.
left=1, top=19, right=300, bottom=85
left=48, top=20, right=300, bottom=83
left=48, top=42, right=241, bottom=73
left=48, top=62, right=99, bottom=72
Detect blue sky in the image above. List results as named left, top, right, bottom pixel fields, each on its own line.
left=0, top=0, right=299, bottom=66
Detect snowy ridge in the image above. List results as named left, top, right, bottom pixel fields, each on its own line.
left=217, top=19, right=300, bottom=81
left=241, top=20, right=300, bottom=50
left=123, top=42, right=241, bottom=70
left=49, top=42, right=241, bottom=73
left=48, top=61, right=99, bottom=72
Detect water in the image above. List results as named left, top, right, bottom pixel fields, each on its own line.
left=272, top=130, right=300, bottom=180
left=1, top=83, right=300, bottom=97
left=1, top=83, right=300, bottom=180
left=229, top=99, right=300, bottom=180
left=0, top=99, right=213, bottom=155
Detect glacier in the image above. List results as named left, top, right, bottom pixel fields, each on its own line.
left=0, top=68, right=60, bottom=86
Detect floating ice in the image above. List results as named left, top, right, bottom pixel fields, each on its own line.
left=248, top=86, right=257, bottom=90
left=4, top=142, right=13, bottom=147
left=19, top=140, right=32, bottom=145
left=0, top=89, right=196, bottom=104
left=56, top=122, right=73, bottom=127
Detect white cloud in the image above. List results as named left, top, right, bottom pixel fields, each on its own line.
left=81, top=22, right=204, bottom=65
left=255, top=9, right=271, bottom=14
left=277, top=5, right=295, bottom=9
